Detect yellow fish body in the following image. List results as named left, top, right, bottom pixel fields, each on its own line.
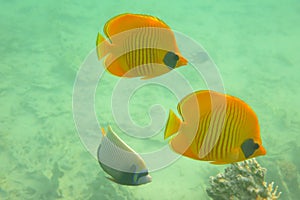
left=96, top=13, right=187, bottom=79
left=164, top=90, right=266, bottom=164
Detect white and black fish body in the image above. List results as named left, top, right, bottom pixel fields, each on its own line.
left=97, top=126, right=152, bottom=186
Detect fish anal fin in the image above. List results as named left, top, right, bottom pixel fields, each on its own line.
left=182, top=148, right=200, bottom=160
left=169, top=132, right=196, bottom=158
left=105, top=56, right=127, bottom=77
left=105, top=176, right=122, bottom=185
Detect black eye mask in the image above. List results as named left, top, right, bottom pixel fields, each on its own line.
left=241, top=138, right=259, bottom=158
left=163, top=51, right=179, bottom=69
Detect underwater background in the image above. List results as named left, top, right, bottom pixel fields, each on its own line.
left=1, top=0, right=299, bottom=199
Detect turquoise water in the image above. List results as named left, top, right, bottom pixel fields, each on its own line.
left=1, top=0, right=300, bottom=199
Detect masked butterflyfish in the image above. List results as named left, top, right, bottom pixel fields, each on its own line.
left=164, top=90, right=266, bottom=164
left=96, top=13, right=188, bottom=79
left=97, top=126, right=152, bottom=185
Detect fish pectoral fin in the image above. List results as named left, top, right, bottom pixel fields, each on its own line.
left=209, top=148, right=240, bottom=165
left=140, top=74, right=156, bottom=80
left=140, top=66, right=171, bottom=80
left=209, top=160, right=229, bottom=165
left=140, top=75, right=151, bottom=80
left=129, top=164, right=137, bottom=173
left=228, top=148, right=240, bottom=161
left=141, top=72, right=168, bottom=80
left=140, top=71, right=161, bottom=80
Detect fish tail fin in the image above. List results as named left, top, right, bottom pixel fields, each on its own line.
left=164, top=110, right=182, bottom=139
left=96, top=33, right=111, bottom=60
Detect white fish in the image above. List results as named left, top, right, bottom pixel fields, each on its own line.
left=97, top=126, right=152, bottom=185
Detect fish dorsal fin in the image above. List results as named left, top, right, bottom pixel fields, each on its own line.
left=105, top=126, right=134, bottom=152
left=177, top=91, right=206, bottom=123
left=178, top=90, right=227, bottom=123
left=103, top=13, right=170, bottom=39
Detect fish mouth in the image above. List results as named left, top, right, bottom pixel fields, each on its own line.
left=259, top=145, right=267, bottom=155
left=137, top=175, right=152, bottom=185
left=178, top=56, right=188, bottom=66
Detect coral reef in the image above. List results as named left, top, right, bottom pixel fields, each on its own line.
left=206, top=159, right=281, bottom=200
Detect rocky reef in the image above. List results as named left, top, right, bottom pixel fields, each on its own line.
left=206, top=159, right=281, bottom=200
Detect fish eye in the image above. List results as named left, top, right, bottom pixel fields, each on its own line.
left=134, top=170, right=149, bottom=184
left=174, top=54, right=179, bottom=61
left=137, top=170, right=149, bottom=178
left=241, top=138, right=260, bottom=158
left=163, top=51, right=179, bottom=69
